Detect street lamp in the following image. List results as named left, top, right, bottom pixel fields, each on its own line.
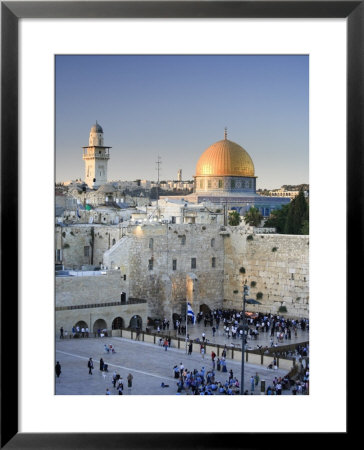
left=240, top=284, right=261, bottom=395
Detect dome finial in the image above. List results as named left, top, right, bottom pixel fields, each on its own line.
left=224, top=127, right=228, bottom=140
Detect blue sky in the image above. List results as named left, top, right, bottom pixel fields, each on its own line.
left=56, top=55, right=308, bottom=189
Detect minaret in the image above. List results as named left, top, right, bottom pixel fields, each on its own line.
left=82, top=122, right=111, bottom=189
left=177, top=169, right=182, bottom=182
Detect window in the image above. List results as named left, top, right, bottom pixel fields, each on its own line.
left=84, top=246, right=90, bottom=257
left=200, top=180, right=204, bottom=189
left=148, top=259, right=153, bottom=270
left=207, top=180, right=211, bottom=188
left=218, top=179, right=223, bottom=188
left=181, top=235, right=186, bottom=245
left=172, top=259, right=177, bottom=271
left=191, top=258, right=196, bottom=269
left=231, top=179, right=235, bottom=189
left=212, top=257, right=216, bottom=268
left=149, top=238, right=154, bottom=249
left=211, top=238, right=215, bottom=247
left=56, top=249, right=62, bottom=261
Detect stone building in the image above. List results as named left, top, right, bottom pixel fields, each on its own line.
left=82, top=122, right=111, bottom=189
left=188, top=129, right=291, bottom=217
left=56, top=221, right=309, bottom=334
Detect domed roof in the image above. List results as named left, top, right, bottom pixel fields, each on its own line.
left=90, top=122, right=103, bottom=134
left=195, top=136, right=255, bottom=177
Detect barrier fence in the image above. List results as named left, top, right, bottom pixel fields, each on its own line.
left=60, top=327, right=306, bottom=370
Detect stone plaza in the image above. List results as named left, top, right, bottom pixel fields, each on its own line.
left=55, top=319, right=309, bottom=396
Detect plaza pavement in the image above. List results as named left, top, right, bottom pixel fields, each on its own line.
left=175, top=318, right=309, bottom=351
left=55, top=319, right=309, bottom=395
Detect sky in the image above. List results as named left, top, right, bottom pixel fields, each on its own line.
left=55, top=55, right=308, bottom=190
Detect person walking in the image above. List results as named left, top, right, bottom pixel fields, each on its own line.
left=188, top=341, right=193, bottom=355
left=99, top=358, right=104, bottom=371
left=88, top=357, right=94, bottom=375
left=250, top=375, right=255, bottom=392
left=60, top=327, right=64, bottom=339
left=127, top=373, right=133, bottom=388
left=118, top=380, right=124, bottom=395
left=254, top=372, right=260, bottom=387
left=163, top=338, right=168, bottom=351
left=201, top=346, right=205, bottom=359
left=112, top=371, right=117, bottom=387
left=55, top=361, right=61, bottom=378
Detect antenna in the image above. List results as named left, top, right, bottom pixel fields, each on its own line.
left=156, top=155, right=162, bottom=214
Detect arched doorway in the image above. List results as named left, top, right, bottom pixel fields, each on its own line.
left=112, top=317, right=124, bottom=330
left=93, top=318, right=107, bottom=333
left=199, top=304, right=211, bottom=314
left=172, top=312, right=182, bottom=322
left=129, top=315, right=142, bottom=330
left=74, top=320, right=88, bottom=329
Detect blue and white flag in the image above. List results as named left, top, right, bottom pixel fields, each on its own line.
left=187, top=302, right=195, bottom=324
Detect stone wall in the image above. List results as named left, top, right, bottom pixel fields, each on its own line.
left=103, top=224, right=225, bottom=318
left=56, top=224, right=127, bottom=269
left=55, top=270, right=147, bottom=332
left=223, top=226, right=309, bottom=318
left=55, top=223, right=309, bottom=323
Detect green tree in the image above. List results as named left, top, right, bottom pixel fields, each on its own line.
left=264, top=204, right=290, bottom=233
left=284, top=191, right=308, bottom=234
left=244, top=206, right=263, bottom=227
left=228, top=210, right=241, bottom=226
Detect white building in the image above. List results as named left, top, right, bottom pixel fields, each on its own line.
left=82, top=122, right=111, bottom=189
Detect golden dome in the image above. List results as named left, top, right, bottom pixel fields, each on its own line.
left=195, top=138, right=255, bottom=177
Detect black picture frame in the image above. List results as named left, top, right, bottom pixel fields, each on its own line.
left=1, top=1, right=355, bottom=447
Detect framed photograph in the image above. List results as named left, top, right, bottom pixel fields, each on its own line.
left=2, top=0, right=356, bottom=447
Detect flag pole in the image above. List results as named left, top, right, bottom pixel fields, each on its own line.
left=185, top=300, right=188, bottom=354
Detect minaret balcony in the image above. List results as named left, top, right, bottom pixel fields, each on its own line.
left=83, top=153, right=110, bottom=160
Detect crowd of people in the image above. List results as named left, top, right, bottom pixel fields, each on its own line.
left=170, top=358, right=240, bottom=395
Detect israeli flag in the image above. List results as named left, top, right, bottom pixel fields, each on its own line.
left=187, top=303, right=195, bottom=324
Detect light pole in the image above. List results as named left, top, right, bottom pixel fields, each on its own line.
left=240, top=284, right=261, bottom=395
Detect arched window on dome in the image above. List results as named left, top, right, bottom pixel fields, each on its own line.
left=218, top=180, right=223, bottom=189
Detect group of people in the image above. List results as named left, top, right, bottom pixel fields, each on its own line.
left=171, top=361, right=240, bottom=395
left=104, top=344, right=116, bottom=354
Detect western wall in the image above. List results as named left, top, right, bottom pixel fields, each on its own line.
left=55, top=223, right=309, bottom=333
left=223, top=227, right=309, bottom=317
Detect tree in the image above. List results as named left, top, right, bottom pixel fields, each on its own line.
left=284, top=191, right=308, bottom=235
left=244, top=207, right=263, bottom=227
left=264, top=204, right=290, bottom=233
left=264, top=191, right=309, bottom=235
left=228, top=210, right=241, bottom=226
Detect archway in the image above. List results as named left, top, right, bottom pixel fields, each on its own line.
left=129, top=315, right=142, bottom=330
left=199, top=304, right=211, bottom=314
left=74, top=320, right=88, bottom=329
left=93, top=318, right=107, bottom=333
left=112, top=317, right=125, bottom=330
left=172, top=312, right=182, bottom=322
